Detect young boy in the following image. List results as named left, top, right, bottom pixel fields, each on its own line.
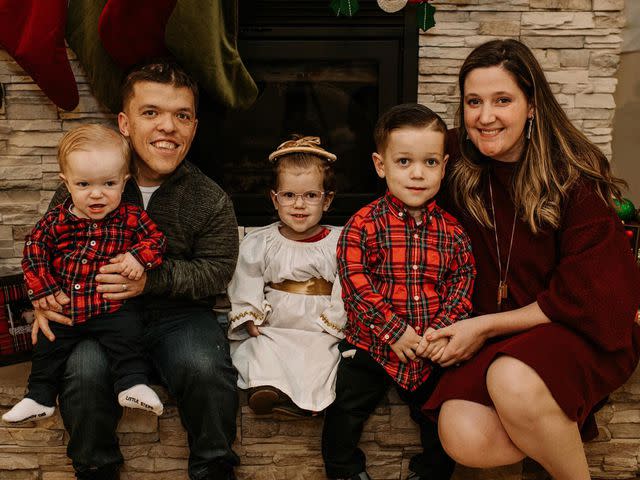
left=322, top=104, right=476, bottom=480
left=2, top=124, right=166, bottom=423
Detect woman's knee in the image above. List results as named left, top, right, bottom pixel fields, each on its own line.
left=486, top=356, right=554, bottom=424
left=439, top=400, right=526, bottom=467
left=438, top=400, right=494, bottom=464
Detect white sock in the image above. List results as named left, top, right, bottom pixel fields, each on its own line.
left=117, top=384, right=164, bottom=416
left=2, top=398, right=55, bottom=423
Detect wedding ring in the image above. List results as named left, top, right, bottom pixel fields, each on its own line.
left=121, top=284, right=127, bottom=292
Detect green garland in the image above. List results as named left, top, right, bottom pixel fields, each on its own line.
left=416, top=2, right=435, bottom=32
left=330, top=0, right=360, bottom=17
left=330, top=0, right=436, bottom=32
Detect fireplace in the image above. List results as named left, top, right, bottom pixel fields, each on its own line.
left=191, top=1, right=418, bottom=225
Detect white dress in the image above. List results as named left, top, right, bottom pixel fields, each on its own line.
left=227, top=222, right=346, bottom=411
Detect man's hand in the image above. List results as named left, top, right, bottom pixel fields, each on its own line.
left=31, top=290, right=70, bottom=312
left=389, top=325, right=422, bottom=364
left=31, top=307, right=72, bottom=345
left=245, top=320, right=260, bottom=337
left=96, top=261, right=147, bottom=300
left=109, top=252, right=145, bottom=280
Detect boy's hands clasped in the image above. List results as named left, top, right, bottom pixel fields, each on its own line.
left=390, top=325, right=450, bottom=364
left=390, top=325, right=422, bottom=363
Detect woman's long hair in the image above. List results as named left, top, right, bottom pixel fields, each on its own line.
left=450, top=39, right=625, bottom=233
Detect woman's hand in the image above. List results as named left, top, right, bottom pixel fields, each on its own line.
left=31, top=307, right=72, bottom=344
left=426, top=316, right=492, bottom=367
left=426, top=303, right=550, bottom=367
left=416, top=327, right=449, bottom=361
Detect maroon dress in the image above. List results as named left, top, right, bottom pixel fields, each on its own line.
left=423, top=156, right=640, bottom=440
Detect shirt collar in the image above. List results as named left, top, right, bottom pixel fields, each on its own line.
left=383, top=191, right=437, bottom=224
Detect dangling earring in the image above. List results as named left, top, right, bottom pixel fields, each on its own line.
left=465, top=131, right=470, bottom=141
left=526, top=116, right=534, bottom=140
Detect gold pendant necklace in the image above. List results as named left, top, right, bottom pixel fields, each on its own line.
left=488, top=172, right=517, bottom=311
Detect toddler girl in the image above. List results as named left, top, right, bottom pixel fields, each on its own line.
left=227, top=135, right=346, bottom=416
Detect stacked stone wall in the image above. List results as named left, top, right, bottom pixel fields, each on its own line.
left=1, top=363, right=638, bottom=479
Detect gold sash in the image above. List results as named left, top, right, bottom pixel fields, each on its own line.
left=268, top=278, right=333, bottom=296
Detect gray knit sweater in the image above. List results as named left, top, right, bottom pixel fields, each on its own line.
left=50, top=161, right=239, bottom=308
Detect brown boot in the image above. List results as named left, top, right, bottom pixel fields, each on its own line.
left=272, top=398, right=318, bottom=418
left=247, top=386, right=282, bottom=414
left=248, top=386, right=318, bottom=417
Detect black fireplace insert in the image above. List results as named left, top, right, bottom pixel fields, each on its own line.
left=191, top=0, right=418, bottom=225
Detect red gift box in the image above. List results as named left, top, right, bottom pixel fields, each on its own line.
left=0, top=274, right=34, bottom=366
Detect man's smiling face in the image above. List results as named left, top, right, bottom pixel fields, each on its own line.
left=118, top=81, right=198, bottom=186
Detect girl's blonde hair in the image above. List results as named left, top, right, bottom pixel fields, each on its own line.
left=57, top=124, right=131, bottom=174
left=451, top=39, right=625, bottom=234
left=269, top=135, right=337, bottom=193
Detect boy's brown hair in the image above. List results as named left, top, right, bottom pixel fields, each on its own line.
left=57, top=124, right=131, bottom=174
left=374, top=103, right=447, bottom=152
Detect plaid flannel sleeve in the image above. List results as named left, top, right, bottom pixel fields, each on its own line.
left=21, top=213, right=61, bottom=301
left=430, top=226, right=476, bottom=330
left=338, top=216, right=407, bottom=346
left=128, top=208, right=166, bottom=270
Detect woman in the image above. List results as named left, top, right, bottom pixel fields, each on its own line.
left=422, top=39, right=640, bottom=479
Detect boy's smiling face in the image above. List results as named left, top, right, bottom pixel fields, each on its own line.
left=372, top=127, right=448, bottom=221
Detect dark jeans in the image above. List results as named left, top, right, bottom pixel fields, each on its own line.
left=322, top=342, right=455, bottom=479
left=59, top=303, right=240, bottom=480
left=28, top=302, right=148, bottom=406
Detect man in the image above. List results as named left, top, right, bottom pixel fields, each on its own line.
left=33, top=61, right=240, bottom=480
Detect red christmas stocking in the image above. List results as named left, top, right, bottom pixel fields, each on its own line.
left=0, top=0, right=78, bottom=110
left=98, top=0, right=177, bottom=69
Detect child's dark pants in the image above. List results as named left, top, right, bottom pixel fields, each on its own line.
left=26, top=302, right=149, bottom=406
left=322, top=341, right=455, bottom=479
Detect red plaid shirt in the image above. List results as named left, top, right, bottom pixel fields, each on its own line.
left=22, top=198, right=165, bottom=324
left=338, top=192, right=475, bottom=390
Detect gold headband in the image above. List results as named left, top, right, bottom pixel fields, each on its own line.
left=268, top=136, right=337, bottom=163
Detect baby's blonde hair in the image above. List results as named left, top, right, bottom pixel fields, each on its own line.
left=57, top=124, right=131, bottom=174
